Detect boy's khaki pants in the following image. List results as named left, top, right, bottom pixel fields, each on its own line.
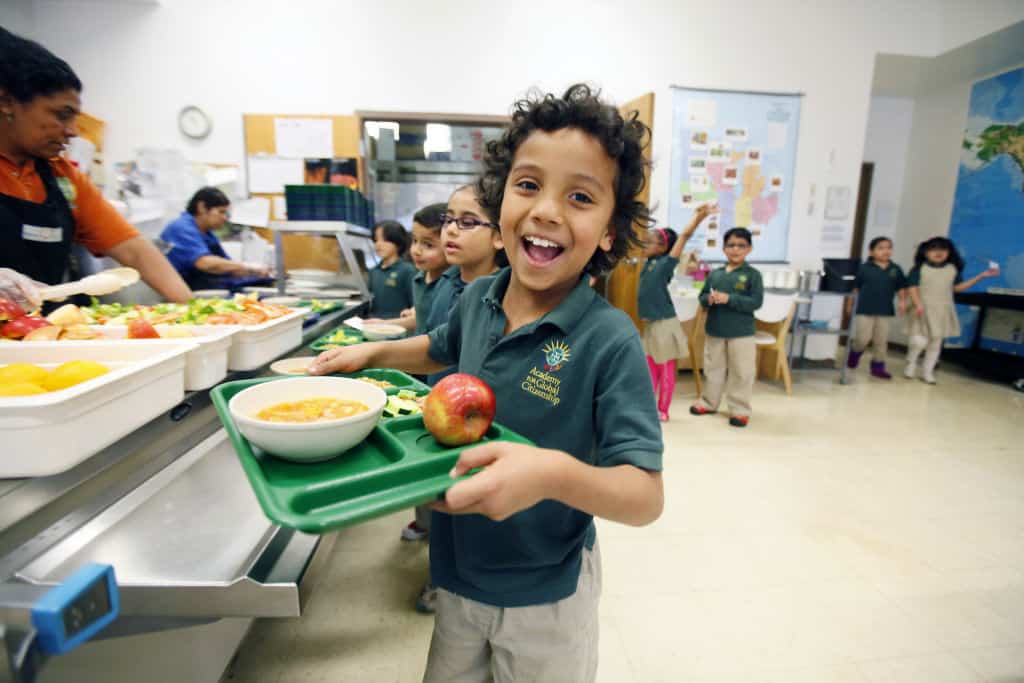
left=423, top=543, right=601, bottom=683
left=852, top=315, right=891, bottom=361
left=699, top=335, right=756, bottom=417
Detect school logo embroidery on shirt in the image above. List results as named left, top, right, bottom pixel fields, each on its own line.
left=736, top=274, right=747, bottom=291
left=56, top=176, right=77, bottom=209
left=542, top=340, right=572, bottom=371
left=520, top=339, right=571, bottom=407
left=386, top=272, right=398, bottom=287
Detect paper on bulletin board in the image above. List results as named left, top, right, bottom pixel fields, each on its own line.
left=230, top=197, right=271, bottom=228
left=274, top=118, right=334, bottom=158
left=248, top=156, right=303, bottom=194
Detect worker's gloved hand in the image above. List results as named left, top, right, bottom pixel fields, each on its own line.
left=0, top=268, right=45, bottom=311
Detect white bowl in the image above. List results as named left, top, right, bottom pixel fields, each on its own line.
left=362, top=323, right=406, bottom=341
left=193, top=289, right=230, bottom=298
left=269, top=356, right=316, bottom=375
left=229, top=377, right=386, bottom=462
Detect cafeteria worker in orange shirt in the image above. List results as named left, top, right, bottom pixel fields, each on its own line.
left=0, top=28, right=191, bottom=310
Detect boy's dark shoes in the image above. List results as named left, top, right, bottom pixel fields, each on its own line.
left=690, top=404, right=715, bottom=416
left=846, top=349, right=863, bottom=369
left=729, top=415, right=749, bottom=428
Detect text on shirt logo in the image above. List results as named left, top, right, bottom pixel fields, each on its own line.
left=519, top=339, right=572, bottom=407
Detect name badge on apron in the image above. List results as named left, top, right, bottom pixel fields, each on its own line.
left=22, top=224, right=64, bottom=244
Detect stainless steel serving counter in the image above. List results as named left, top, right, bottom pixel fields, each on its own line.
left=0, top=301, right=366, bottom=682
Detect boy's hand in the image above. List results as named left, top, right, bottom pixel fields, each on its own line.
left=307, top=344, right=374, bottom=375
left=709, top=291, right=730, bottom=305
left=432, top=443, right=566, bottom=522
left=399, top=308, right=415, bottom=319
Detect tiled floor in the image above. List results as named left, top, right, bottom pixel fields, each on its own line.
left=229, top=363, right=1024, bottom=682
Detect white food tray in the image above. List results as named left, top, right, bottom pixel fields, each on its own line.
left=95, top=325, right=237, bottom=390
left=222, top=309, right=305, bottom=371
left=0, top=342, right=193, bottom=478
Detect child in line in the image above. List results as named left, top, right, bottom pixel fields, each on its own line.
left=904, top=236, right=998, bottom=384
left=368, top=220, right=416, bottom=319
left=310, top=84, right=664, bottom=682
left=846, top=236, right=908, bottom=379
left=367, top=204, right=449, bottom=333
left=422, top=184, right=505, bottom=385
left=639, top=202, right=718, bottom=422
left=690, top=227, right=764, bottom=427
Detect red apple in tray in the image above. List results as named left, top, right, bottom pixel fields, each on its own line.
left=423, top=373, right=496, bottom=446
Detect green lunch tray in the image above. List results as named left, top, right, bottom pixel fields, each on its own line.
left=310, top=326, right=365, bottom=351
left=211, top=377, right=532, bottom=533
left=335, top=368, right=430, bottom=397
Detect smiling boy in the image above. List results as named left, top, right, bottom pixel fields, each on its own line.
left=310, top=85, right=664, bottom=682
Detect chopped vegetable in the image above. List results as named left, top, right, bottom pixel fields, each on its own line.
left=383, top=390, right=425, bottom=418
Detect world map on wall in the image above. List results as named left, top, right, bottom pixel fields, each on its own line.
left=951, top=67, right=1024, bottom=291
left=946, top=66, right=1024, bottom=350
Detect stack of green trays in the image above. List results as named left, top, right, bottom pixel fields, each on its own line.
left=211, top=377, right=531, bottom=533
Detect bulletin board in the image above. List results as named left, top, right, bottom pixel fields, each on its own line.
left=242, top=113, right=363, bottom=271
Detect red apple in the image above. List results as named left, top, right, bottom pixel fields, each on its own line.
left=127, top=319, right=160, bottom=339
left=423, top=373, right=496, bottom=446
left=1, top=316, right=52, bottom=339
left=0, top=298, right=25, bottom=322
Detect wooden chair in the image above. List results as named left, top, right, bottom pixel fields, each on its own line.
left=754, top=293, right=798, bottom=395
left=686, top=306, right=707, bottom=398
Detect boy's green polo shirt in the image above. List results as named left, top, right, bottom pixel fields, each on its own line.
left=368, top=259, right=416, bottom=319
left=412, top=270, right=445, bottom=335
left=638, top=255, right=679, bottom=321
left=698, top=263, right=764, bottom=338
left=426, top=268, right=663, bottom=607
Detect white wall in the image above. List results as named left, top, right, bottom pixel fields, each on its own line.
left=8, top=0, right=1024, bottom=268
left=861, top=96, right=915, bottom=260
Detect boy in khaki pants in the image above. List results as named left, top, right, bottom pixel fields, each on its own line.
left=690, top=228, right=764, bottom=427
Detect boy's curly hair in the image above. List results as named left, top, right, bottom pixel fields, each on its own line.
left=477, top=83, right=654, bottom=275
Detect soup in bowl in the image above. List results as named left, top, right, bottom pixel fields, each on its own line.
left=229, top=376, right=386, bottom=462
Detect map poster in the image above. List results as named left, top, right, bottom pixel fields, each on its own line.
left=950, top=67, right=1024, bottom=294
left=669, top=88, right=802, bottom=262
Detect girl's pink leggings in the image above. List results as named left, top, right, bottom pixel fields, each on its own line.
left=646, top=356, right=676, bottom=415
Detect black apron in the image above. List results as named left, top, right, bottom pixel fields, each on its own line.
left=0, top=158, right=75, bottom=285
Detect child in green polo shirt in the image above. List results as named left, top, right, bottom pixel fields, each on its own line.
left=690, top=227, right=764, bottom=427
left=368, top=220, right=416, bottom=319
left=366, top=203, right=449, bottom=335
left=310, top=83, right=664, bottom=682
left=846, top=236, right=908, bottom=379
left=639, top=202, right=718, bottom=422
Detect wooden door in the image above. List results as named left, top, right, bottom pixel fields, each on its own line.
left=605, top=92, right=655, bottom=328
left=849, top=162, right=874, bottom=259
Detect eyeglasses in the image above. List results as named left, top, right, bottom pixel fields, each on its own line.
left=441, top=215, right=498, bottom=230
left=724, top=243, right=749, bottom=249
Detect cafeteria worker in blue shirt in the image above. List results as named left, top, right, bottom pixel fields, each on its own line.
left=160, top=187, right=270, bottom=291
